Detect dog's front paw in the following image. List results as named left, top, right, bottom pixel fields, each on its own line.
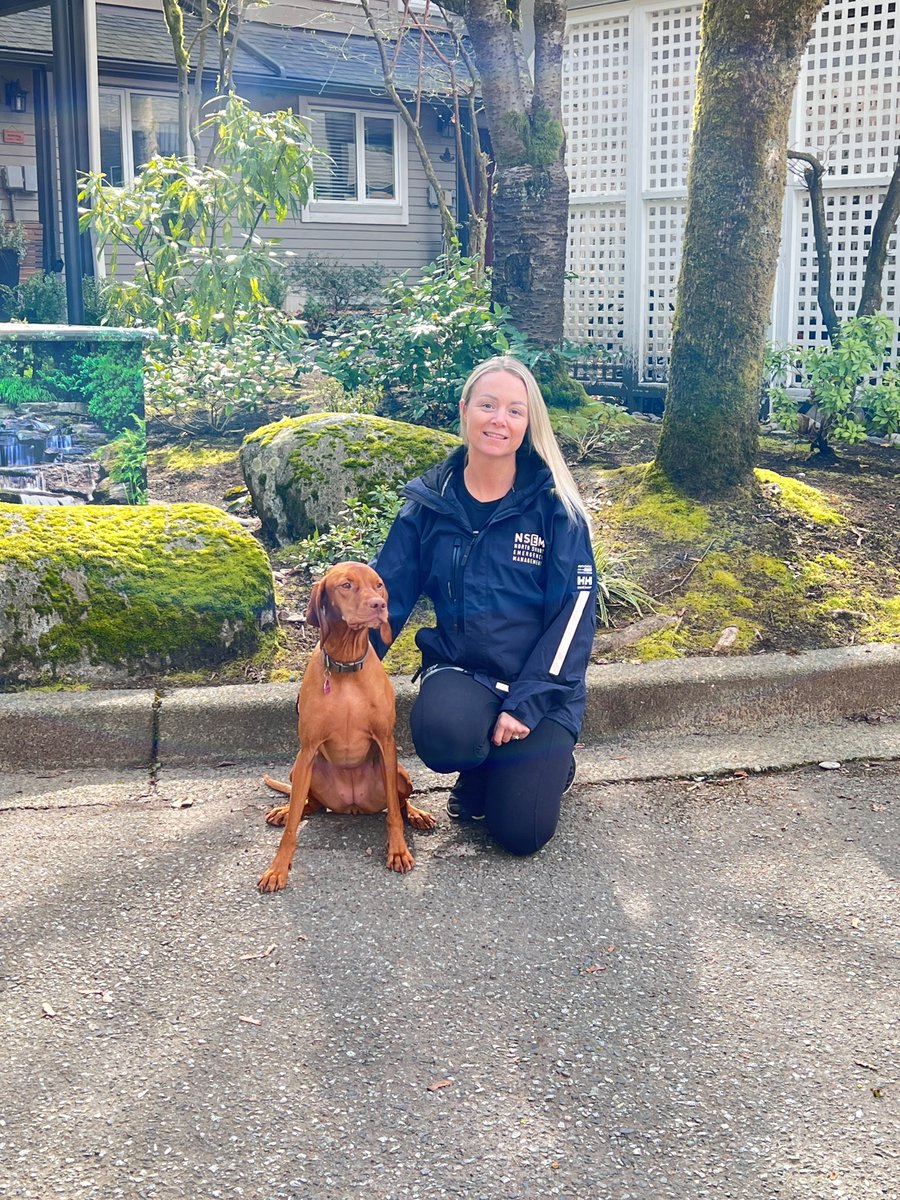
left=265, top=804, right=290, bottom=827
left=387, top=846, right=415, bottom=873
left=406, top=803, right=436, bottom=830
left=258, top=865, right=290, bottom=893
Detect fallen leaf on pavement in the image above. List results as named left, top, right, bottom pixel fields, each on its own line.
left=427, top=1078, right=454, bottom=1092
left=239, top=944, right=277, bottom=961
left=584, top=964, right=607, bottom=974
left=238, top=1015, right=262, bottom=1026
left=41, top=1003, right=56, bottom=1018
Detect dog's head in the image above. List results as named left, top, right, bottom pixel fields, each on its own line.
left=306, top=562, right=392, bottom=646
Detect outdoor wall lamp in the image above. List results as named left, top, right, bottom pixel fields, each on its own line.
left=5, top=81, right=27, bottom=113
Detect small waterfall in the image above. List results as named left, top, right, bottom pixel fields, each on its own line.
left=46, top=432, right=74, bottom=453
left=0, top=431, right=45, bottom=468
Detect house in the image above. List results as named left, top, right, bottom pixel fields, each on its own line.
left=0, top=0, right=470, bottom=315
left=561, top=0, right=900, bottom=403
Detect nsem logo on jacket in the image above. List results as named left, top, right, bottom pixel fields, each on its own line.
left=512, top=530, right=545, bottom=566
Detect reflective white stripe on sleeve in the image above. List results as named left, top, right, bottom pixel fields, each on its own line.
left=549, top=589, right=592, bottom=677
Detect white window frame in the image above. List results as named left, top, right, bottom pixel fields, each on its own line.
left=98, top=86, right=183, bottom=182
left=300, top=98, right=408, bottom=225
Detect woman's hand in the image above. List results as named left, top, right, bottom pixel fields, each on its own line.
left=491, top=712, right=531, bottom=747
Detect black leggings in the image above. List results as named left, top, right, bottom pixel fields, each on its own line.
left=409, top=668, right=575, bottom=856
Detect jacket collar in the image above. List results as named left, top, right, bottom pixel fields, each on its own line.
left=407, top=444, right=553, bottom=516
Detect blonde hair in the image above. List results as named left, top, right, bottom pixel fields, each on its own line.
left=460, top=356, right=591, bottom=529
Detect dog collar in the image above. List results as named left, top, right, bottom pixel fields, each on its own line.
left=321, top=647, right=369, bottom=675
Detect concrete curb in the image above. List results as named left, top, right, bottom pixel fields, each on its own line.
left=1, top=644, right=898, bottom=772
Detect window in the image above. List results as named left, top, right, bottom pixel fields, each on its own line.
left=99, top=89, right=181, bottom=183
left=305, top=103, right=407, bottom=224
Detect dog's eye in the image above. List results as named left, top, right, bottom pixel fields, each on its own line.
left=340, top=581, right=353, bottom=590
left=375, top=582, right=384, bottom=590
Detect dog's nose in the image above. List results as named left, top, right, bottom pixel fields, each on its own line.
left=369, top=597, right=387, bottom=613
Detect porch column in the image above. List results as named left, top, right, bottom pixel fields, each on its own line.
left=50, top=0, right=86, bottom=322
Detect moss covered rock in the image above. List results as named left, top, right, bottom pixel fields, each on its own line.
left=240, top=412, right=458, bottom=544
left=0, top=502, right=276, bottom=687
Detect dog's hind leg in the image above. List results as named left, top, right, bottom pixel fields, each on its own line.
left=397, top=764, right=436, bottom=830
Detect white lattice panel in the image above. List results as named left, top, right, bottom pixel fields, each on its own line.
left=795, top=186, right=900, bottom=358
left=647, top=5, right=701, bottom=192
left=801, top=0, right=900, bottom=178
left=565, top=204, right=628, bottom=349
left=563, top=14, right=630, bottom=196
left=644, top=201, right=686, bottom=380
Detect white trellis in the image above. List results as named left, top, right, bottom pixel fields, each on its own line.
left=563, top=0, right=900, bottom=392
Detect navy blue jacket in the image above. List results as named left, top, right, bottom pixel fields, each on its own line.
left=371, top=446, right=597, bottom=738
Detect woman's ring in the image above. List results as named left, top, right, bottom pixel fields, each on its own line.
left=512, top=734, right=520, bottom=740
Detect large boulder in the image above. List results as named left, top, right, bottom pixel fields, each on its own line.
left=0, top=502, right=276, bottom=687
left=240, top=412, right=458, bottom=544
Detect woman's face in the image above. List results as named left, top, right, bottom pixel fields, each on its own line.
left=460, top=370, right=530, bottom=463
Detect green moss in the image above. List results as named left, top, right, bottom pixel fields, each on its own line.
left=755, top=468, right=845, bottom=525
left=605, top=463, right=711, bottom=542
left=243, top=414, right=307, bottom=448
left=147, top=445, right=239, bottom=474
left=862, top=595, right=900, bottom=642
left=634, top=627, right=685, bottom=661
left=383, top=622, right=426, bottom=676
left=0, top=502, right=274, bottom=684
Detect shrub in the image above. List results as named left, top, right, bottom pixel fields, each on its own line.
left=770, top=315, right=899, bottom=452
left=552, top=399, right=630, bottom=461
left=81, top=277, right=115, bottom=326
left=107, top=414, right=148, bottom=504
left=144, top=326, right=301, bottom=436
left=290, top=491, right=403, bottom=576
left=0, top=221, right=28, bottom=263
left=316, top=251, right=526, bottom=428
left=290, top=256, right=385, bottom=334
left=0, top=272, right=67, bottom=323
left=0, top=375, right=55, bottom=408
left=81, top=348, right=145, bottom=433
left=80, top=95, right=316, bottom=339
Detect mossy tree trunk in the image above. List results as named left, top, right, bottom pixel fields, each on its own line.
left=462, top=0, right=570, bottom=347
left=655, top=0, right=823, bottom=497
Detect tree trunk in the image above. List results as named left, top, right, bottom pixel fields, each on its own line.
left=463, top=0, right=570, bottom=347
left=655, top=0, right=823, bottom=497
left=491, top=160, right=570, bottom=344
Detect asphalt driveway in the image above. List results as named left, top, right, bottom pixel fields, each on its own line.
left=0, top=759, right=897, bottom=1200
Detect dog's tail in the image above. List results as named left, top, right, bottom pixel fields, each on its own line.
left=262, top=773, right=291, bottom=796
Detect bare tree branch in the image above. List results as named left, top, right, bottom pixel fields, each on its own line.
left=857, top=151, right=900, bottom=318
left=788, top=148, right=840, bottom=343
left=359, top=0, right=457, bottom=246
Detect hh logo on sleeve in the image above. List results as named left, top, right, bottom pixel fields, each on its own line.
left=577, top=563, right=594, bottom=590
left=512, top=531, right=545, bottom=566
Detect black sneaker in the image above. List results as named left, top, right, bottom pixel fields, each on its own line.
left=446, top=772, right=486, bottom=822
left=561, top=755, right=577, bottom=796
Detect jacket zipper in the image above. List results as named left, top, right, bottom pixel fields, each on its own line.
left=455, top=539, right=475, bottom=634
left=449, top=537, right=462, bottom=604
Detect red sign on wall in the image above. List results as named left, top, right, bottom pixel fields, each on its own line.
left=2, top=129, right=25, bottom=145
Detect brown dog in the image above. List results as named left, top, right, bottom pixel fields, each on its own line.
left=258, top=561, right=435, bottom=892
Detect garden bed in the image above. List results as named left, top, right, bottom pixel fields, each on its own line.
left=146, top=421, right=899, bottom=685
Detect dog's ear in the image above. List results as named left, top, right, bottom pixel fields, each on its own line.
left=378, top=617, right=393, bottom=647
left=305, top=580, right=332, bottom=643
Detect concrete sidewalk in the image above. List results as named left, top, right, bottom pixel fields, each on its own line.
left=1, top=644, right=898, bottom=778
